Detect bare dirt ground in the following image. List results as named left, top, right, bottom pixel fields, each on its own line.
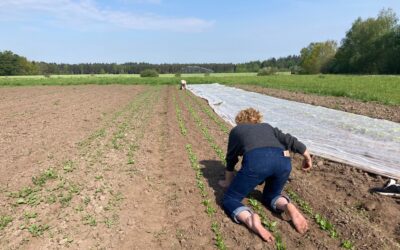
left=0, top=85, right=399, bottom=250
left=236, top=85, right=400, bottom=123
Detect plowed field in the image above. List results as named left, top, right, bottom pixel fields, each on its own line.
left=0, top=85, right=399, bottom=250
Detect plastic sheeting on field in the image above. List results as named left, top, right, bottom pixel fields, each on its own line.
left=188, top=83, right=400, bottom=179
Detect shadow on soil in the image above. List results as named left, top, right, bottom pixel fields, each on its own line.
left=200, top=160, right=266, bottom=207
left=199, top=160, right=226, bottom=208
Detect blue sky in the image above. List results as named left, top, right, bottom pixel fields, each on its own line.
left=0, top=0, right=399, bottom=64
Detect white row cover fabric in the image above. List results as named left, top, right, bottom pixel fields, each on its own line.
left=188, top=83, right=400, bottom=179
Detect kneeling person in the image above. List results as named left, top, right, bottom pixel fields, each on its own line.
left=180, top=79, right=187, bottom=90
left=219, top=108, right=312, bottom=242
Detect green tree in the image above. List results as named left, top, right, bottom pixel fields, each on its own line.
left=0, top=50, right=36, bottom=75
left=333, top=9, right=398, bottom=73
left=300, top=41, right=337, bottom=74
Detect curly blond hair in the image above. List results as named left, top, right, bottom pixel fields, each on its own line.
left=235, top=108, right=263, bottom=124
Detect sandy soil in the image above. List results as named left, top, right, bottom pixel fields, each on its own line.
left=0, top=85, right=398, bottom=250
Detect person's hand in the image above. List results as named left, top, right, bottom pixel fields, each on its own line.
left=302, top=157, right=312, bottom=171
left=218, top=179, right=230, bottom=189
left=302, top=150, right=312, bottom=171
left=219, top=171, right=234, bottom=189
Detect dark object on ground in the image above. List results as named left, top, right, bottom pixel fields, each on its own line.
left=371, top=179, right=400, bottom=197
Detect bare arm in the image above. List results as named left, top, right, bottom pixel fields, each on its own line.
left=302, top=149, right=312, bottom=171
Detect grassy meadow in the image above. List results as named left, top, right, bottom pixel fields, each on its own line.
left=0, top=73, right=399, bottom=105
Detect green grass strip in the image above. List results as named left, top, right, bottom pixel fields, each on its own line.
left=2, top=74, right=399, bottom=105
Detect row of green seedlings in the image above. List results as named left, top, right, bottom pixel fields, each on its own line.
left=173, top=96, right=187, bottom=136
left=248, top=198, right=285, bottom=250
left=173, top=95, right=226, bottom=250
left=79, top=87, right=154, bottom=166
left=186, top=145, right=226, bottom=250
left=110, top=90, right=154, bottom=151
left=178, top=93, right=225, bottom=163
left=78, top=97, right=135, bottom=160
left=185, top=92, right=230, bottom=134
left=77, top=88, right=144, bottom=151
left=286, top=189, right=355, bottom=250
left=82, top=88, right=154, bottom=172
left=125, top=88, right=161, bottom=168
left=111, top=88, right=157, bottom=163
left=75, top=93, right=150, bottom=230
left=181, top=93, right=287, bottom=250
left=70, top=90, right=156, bottom=231
left=80, top=88, right=160, bottom=228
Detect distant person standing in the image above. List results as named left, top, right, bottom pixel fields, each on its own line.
left=180, top=79, right=187, bottom=90
left=219, top=108, right=312, bottom=242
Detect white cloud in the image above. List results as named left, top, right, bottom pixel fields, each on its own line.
left=0, top=0, right=213, bottom=32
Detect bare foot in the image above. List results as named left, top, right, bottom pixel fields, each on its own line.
left=244, top=213, right=275, bottom=242
left=286, top=203, right=308, bottom=234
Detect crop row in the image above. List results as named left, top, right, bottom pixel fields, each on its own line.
left=173, top=96, right=187, bottom=136
left=87, top=89, right=154, bottom=163
left=173, top=95, right=227, bottom=249
left=110, top=90, right=154, bottom=151
left=123, top=88, right=161, bottom=178
left=179, top=93, right=225, bottom=163
left=94, top=87, right=160, bottom=213
left=248, top=198, right=285, bottom=250
left=286, top=188, right=356, bottom=249
left=77, top=89, right=146, bottom=151
left=185, top=92, right=230, bottom=134
left=111, top=89, right=157, bottom=163
left=67, top=87, right=160, bottom=235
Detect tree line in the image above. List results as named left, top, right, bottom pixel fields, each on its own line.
left=0, top=51, right=299, bottom=76
left=1, top=9, right=399, bottom=76
left=300, top=9, right=400, bottom=74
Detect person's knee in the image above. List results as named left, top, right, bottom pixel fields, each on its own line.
left=222, top=192, right=243, bottom=213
